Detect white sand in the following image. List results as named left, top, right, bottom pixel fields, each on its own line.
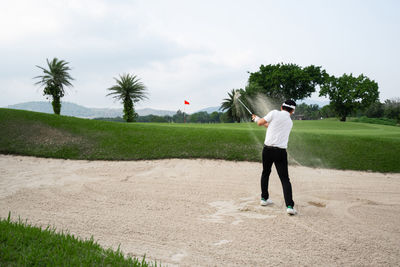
left=1, top=155, right=399, bottom=266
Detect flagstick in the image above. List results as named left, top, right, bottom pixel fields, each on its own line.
left=183, top=100, right=189, bottom=123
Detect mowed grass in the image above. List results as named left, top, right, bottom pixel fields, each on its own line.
left=0, top=213, right=155, bottom=266
left=289, top=120, right=400, bottom=172
left=1, top=108, right=399, bottom=172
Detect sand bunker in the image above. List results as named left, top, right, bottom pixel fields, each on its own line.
left=1, top=155, right=399, bottom=266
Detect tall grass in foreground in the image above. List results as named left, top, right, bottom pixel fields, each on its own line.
left=0, top=108, right=399, bottom=172
left=0, top=213, right=156, bottom=266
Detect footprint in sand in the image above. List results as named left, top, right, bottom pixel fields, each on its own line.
left=171, top=251, right=187, bottom=262
left=308, top=201, right=326, bottom=208
left=213, top=240, right=231, bottom=246
left=203, top=199, right=276, bottom=225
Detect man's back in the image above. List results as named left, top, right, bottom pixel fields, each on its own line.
left=264, top=110, right=293, bottom=149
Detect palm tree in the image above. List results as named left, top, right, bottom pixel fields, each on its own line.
left=107, top=74, right=148, bottom=122
left=34, top=58, right=74, bottom=115
left=220, top=89, right=241, bottom=122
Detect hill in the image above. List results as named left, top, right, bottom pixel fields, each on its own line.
left=0, top=108, right=399, bottom=172
left=4, top=101, right=220, bottom=118
left=5, top=101, right=177, bottom=118
left=196, top=106, right=220, bottom=113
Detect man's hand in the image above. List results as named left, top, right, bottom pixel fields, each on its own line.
left=252, top=114, right=269, bottom=128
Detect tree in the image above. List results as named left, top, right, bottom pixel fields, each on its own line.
left=189, top=111, right=210, bottom=123
left=246, top=63, right=328, bottom=103
left=107, top=74, right=148, bottom=122
left=364, top=102, right=384, bottom=118
left=320, top=104, right=335, bottom=118
left=384, top=98, right=400, bottom=122
left=220, top=89, right=242, bottom=122
left=34, top=58, right=74, bottom=115
left=220, top=111, right=234, bottom=123
left=295, top=103, right=321, bottom=120
left=172, top=110, right=185, bottom=123
left=210, top=111, right=220, bottom=123
left=319, top=73, right=379, bottom=121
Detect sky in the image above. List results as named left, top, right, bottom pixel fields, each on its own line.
left=1, top=0, right=399, bottom=112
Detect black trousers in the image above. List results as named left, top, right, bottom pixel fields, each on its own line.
left=261, top=146, right=294, bottom=207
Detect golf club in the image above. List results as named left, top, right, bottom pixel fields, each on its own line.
left=234, top=90, right=252, bottom=115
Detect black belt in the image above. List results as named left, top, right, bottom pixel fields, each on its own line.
left=264, top=145, right=285, bottom=150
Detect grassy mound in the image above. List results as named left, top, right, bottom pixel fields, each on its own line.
left=1, top=108, right=399, bottom=172
left=0, top=213, right=156, bottom=266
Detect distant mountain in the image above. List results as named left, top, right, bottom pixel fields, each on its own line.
left=5, top=101, right=176, bottom=118
left=195, top=106, right=221, bottom=113
left=135, top=108, right=176, bottom=116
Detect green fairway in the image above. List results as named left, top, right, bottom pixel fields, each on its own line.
left=289, top=120, right=400, bottom=172
left=0, top=108, right=399, bottom=172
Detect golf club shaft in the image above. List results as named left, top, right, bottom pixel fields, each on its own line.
left=237, top=98, right=252, bottom=115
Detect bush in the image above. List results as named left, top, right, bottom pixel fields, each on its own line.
left=384, top=98, right=400, bottom=122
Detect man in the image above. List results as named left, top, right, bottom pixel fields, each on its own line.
left=251, top=100, right=297, bottom=215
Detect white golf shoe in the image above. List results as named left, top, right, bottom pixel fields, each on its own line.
left=286, top=206, right=297, bottom=215
left=260, top=198, right=273, bottom=206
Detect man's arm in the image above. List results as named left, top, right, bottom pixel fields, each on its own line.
left=252, top=114, right=269, bottom=127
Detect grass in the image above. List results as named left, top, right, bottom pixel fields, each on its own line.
left=349, top=116, right=399, bottom=126
left=289, top=120, right=400, bottom=172
left=0, top=108, right=399, bottom=172
left=0, top=213, right=156, bottom=266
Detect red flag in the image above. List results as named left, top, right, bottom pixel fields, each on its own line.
left=184, top=100, right=190, bottom=105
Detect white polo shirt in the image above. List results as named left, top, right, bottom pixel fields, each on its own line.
left=263, top=110, right=293, bottom=149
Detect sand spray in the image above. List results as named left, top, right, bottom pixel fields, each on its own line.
left=235, top=92, right=327, bottom=168
left=235, top=93, right=308, bottom=167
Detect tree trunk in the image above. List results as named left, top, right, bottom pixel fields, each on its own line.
left=340, top=116, right=346, bottom=122
left=123, top=98, right=134, bottom=122
left=52, top=96, right=61, bottom=115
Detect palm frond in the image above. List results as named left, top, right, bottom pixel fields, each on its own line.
left=34, top=58, right=74, bottom=92
left=107, top=73, right=148, bottom=104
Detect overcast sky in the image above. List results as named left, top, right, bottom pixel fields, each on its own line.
left=1, top=0, right=399, bottom=112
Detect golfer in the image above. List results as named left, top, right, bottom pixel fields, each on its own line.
left=252, top=100, right=297, bottom=215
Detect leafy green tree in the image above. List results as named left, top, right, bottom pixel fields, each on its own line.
left=189, top=112, right=210, bottom=123
left=210, top=111, right=220, bottom=123
left=295, top=103, right=321, bottom=120
left=320, top=104, right=335, bottom=118
left=149, top=115, right=168, bottom=123
left=107, top=74, right=148, bottom=122
left=246, top=63, right=328, bottom=103
left=364, top=102, right=384, bottom=118
left=34, top=58, right=74, bottom=115
left=172, top=110, right=185, bottom=123
left=220, top=112, right=234, bottom=123
left=164, top=115, right=173, bottom=123
left=319, top=73, right=379, bottom=121
left=384, top=98, right=400, bottom=122
left=137, top=115, right=171, bottom=123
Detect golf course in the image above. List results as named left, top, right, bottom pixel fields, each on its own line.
left=1, top=108, right=400, bottom=266
left=3, top=0, right=400, bottom=265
